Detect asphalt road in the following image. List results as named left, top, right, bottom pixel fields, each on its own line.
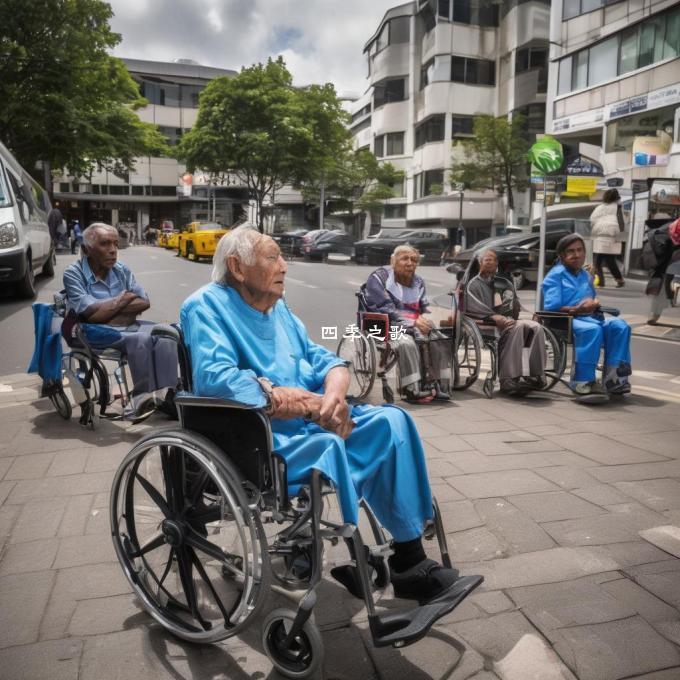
left=1, top=245, right=679, bottom=399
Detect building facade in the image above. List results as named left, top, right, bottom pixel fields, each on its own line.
left=349, top=0, right=551, bottom=244
left=545, top=0, right=680, bottom=189
left=52, top=58, right=251, bottom=237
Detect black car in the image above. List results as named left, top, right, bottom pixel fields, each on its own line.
left=303, top=231, right=355, bottom=260
left=271, top=228, right=310, bottom=256
left=454, top=230, right=571, bottom=289
left=354, top=230, right=449, bottom=266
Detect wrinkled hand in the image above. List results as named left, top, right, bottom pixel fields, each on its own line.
left=576, top=297, right=600, bottom=314
left=270, top=387, right=322, bottom=420
left=492, top=315, right=515, bottom=330
left=414, top=315, right=434, bottom=335
left=318, top=391, right=354, bottom=440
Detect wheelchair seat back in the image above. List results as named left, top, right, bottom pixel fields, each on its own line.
left=356, top=285, right=392, bottom=347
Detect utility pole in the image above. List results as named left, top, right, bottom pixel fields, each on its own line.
left=319, top=178, right=325, bottom=229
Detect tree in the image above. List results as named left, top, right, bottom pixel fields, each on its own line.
left=300, top=148, right=404, bottom=234
left=449, top=114, right=531, bottom=216
left=178, top=57, right=350, bottom=232
left=0, top=0, right=168, bottom=185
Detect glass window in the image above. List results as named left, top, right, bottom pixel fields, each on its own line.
left=572, top=50, right=588, bottom=90
left=563, top=0, right=580, bottom=19
left=619, top=26, right=639, bottom=75
left=557, top=56, right=572, bottom=95
left=385, top=132, right=404, bottom=155
left=438, top=0, right=451, bottom=19
left=384, top=204, right=407, bottom=219
left=0, top=166, right=10, bottom=208
left=424, top=169, right=444, bottom=196
left=588, top=37, right=617, bottom=86
left=376, top=23, right=389, bottom=52
left=638, top=22, right=656, bottom=68
left=581, top=0, right=601, bottom=13
left=477, top=59, right=495, bottom=85
left=452, top=115, right=474, bottom=136
left=451, top=56, right=466, bottom=82
left=516, top=48, right=530, bottom=73
left=390, top=16, right=410, bottom=44
left=451, top=56, right=495, bottom=85
left=373, top=78, right=406, bottom=108
left=374, top=135, right=385, bottom=158
left=665, top=8, right=680, bottom=59
left=415, top=115, right=445, bottom=148
left=421, top=58, right=434, bottom=89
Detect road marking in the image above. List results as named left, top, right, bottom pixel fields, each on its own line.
left=285, top=277, right=318, bottom=289
left=346, top=280, right=364, bottom=287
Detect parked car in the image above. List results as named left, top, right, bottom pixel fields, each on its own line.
left=299, top=229, right=338, bottom=255
left=272, top=228, right=310, bottom=256
left=0, top=142, right=55, bottom=298
left=303, top=231, right=355, bottom=260
left=179, top=221, right=228, bottom=261
left=531, top=217, right=592, bottom=237
left=354, top=230, right=449, bottom=266
left=454, top=230, right=571, bottom=289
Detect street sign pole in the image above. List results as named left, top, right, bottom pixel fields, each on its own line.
left=535, top=179, right=547, bottom=312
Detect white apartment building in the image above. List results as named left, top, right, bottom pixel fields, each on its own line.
left=349, top=0, right=551, bottom=244
left=52, top=58, right=252, bottom=236
left=546, top=0, right=680, bottom=188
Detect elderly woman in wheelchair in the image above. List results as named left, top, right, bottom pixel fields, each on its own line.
left=540, top=233, right=632, bottom=397
left=109, top=225, right=482, bottom=677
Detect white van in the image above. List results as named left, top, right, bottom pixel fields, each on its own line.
left=0, top=142, right=55, bottom=298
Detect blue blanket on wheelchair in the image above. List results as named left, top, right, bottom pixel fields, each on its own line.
left=28, top=303, right=63, bottom=391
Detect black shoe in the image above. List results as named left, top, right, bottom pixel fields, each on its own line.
left=404, top=387, right=434, bottom=404
left=523, top=376, right=547, bottom=390
left=432, top=382, right=451, bottom=401
left=500, top=378, right=522, bottom=393
left=390, top=558, right=462, bottom=605
left=617, top=362, right=632, bottom=377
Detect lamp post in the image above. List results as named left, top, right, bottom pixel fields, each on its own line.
left=456, top=186, right=466, bottom=251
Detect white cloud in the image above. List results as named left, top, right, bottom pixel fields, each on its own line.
left=108, top=0, right=398, bottom=95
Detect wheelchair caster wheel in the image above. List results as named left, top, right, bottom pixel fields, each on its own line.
left=262, top=607, right=323, bottom=679
left=49, top=388, right=72, bottom=420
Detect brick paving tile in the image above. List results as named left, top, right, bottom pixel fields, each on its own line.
left=0, top=638, right=82, bottom=680
left=571, top=483, right=636, bottom=506
left=447, top=470, right=560, bottom=499
left=52, top=532, right=117, bottom=569
left=533, top=466, right=600, bottom=490
left=613, top=479, right=680, bottom=512
left=46, top=449, right=89, bottom=477
left=0, top=538, right=59, bottom=576
left=545, top=433, right=671, bottom=465
left=4, top=453, right=55, bottom=480
left=0, top=571, right=54, bottom=649
left=507, top=491, right=605, bottom=522
left=9, top=497, right=67, bottom=543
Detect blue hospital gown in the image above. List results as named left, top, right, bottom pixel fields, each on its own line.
left=542, top=263, right=631, bottom=382
left=180, top=283, right=433, bottom=541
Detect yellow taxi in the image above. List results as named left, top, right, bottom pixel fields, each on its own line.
left=165, top=231, right=183, bottom=251
left=179, top=221, right=228, bottom=261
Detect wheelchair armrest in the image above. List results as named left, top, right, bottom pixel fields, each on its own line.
left=150, top=324, right=181, bottom=342
left=598, top=306, right=620, bottom=317
left=174, top=394, right=267, bottom=412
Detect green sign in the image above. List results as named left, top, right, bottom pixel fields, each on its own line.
left=529, top=136, right=564, bottom=175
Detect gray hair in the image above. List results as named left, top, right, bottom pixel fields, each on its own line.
left=211, top=224, right=263, bottom=283
left=477, top=248, right=498, bottom=262
left=82, top=222, right=117, bottom=248
left=390, top=244, right=419, bottom=265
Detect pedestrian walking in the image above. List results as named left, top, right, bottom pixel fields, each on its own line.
left=47, top=207, right=63, bottom=246
left=70, top=220, right=83, bottom=254
left=589, top=189, right=625, bottom=288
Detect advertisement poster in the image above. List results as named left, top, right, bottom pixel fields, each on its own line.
left=565, top=176, right=599, bottom=196
left=632, top=136, right=672, bottom=167
left=177, top=172, right=193, bottom=197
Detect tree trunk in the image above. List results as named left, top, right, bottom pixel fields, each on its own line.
left=505, top=171, right=515, bottom=211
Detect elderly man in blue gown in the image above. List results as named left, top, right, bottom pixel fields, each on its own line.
left=542, top=233, right=632, bottom=396
left=180, top=225, right=476, bottom=604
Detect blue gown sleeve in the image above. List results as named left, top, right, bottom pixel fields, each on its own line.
left=542, top=271, right=564, bottom=311
left=181, top=299, right=267, bottom=407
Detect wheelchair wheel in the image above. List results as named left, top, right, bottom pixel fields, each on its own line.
left=262, top=607, right=323, bottom=679
left=541, top=327, right=567, bottom=392
left=110, top=429, right=270, bottom=643
left=453, top=317, right=482, bottom=390
left=49, top=387, right=72, bottom=420
left=337, top=333, right=376, bottom=400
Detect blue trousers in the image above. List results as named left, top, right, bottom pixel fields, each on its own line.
left=572, top=316, right=631, bottom=382
left=274, top=404, right=433, bottom=542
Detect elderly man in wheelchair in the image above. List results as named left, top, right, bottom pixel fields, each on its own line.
left=541, top=233, right=632, bottom=397
left=363, top=245, right=452, bottom=403
left=108, top=225, right=482, bottom=677
left=62, top=222, right=178, bottom=419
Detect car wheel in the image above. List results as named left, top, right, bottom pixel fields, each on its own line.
left=511, top=270, right=525, bottom=290
left=42, top=248, right=56, bottom=278
left=16, top=254, right=36, bottom=299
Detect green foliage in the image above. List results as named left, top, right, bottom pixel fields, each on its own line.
left=449, top=114, right=531, bottom=211
left=178, top=57, right=350, bottom=231
left=0, top=0, right=168, bottom=181
left=428, top=183, right=444, bottom=196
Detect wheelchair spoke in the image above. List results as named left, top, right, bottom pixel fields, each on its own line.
left=185, top=527, right=235, bottom=568
left=135, top=474, right=171, bottom=518
left=160, top=446, right=185, bottom=514
left=175, top=546, right=211, bottom=630
left=188, top=468, right=211, bottom=505
left=128, top=533, right=166, bottom=559
left=187, top=504, right=224, bottom=526
left=188, top=545, right=234, bottom=629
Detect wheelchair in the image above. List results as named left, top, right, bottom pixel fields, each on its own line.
left=335, top=285, right=458, bottom=403
left=534, top=305, right=628, bottom=404
left=46, top=293, right=158, bottom=427
left=445, top=261, right=566, bottom=398
left=110, top=325, right=483, bottom=678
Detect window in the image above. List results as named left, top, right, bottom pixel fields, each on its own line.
left=438, top=0, right=451, bottom=19
left=180, top=84, right=203, bottom=108
left=59, top=182, right=70, bottom=193
left=351, top=117, right=371, bottom=134
left=385, top=132, right=404, bottom=155
left=420, top=58, right=434, bottom=90
left=383, top=204, right=407, bottom=219
left=452, top=0, right=498, bottom=27
left=563, top=0, right=625, bottom=20
left=351, top=104, right=371, bottom=123
left=414, top=169, right=445, bottom=198
left=158, top=126, right=185, bottom=146
left=451, top=115, right=474, bottom=137
left=374, top=16, right=410, bottom=53
left=374, top=135, right=384, bottom=158
left=515, top=46, right=548, bottom=92
left=451, top=56, right=495, bottom=85
left=513, top=104, right=546, bottom=137
left=415, top=115, right=445, bottom=148
left=556, top=7, right=680, bottom=95
left=373, top=78, right=406, bottom=108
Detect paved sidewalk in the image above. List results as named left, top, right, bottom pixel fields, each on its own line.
left=0, top=374, right=679, bottom=680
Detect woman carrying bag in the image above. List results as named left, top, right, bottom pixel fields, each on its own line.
left=590, top=189, right=625, bottom=288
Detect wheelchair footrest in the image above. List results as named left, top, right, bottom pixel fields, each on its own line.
left=369, top=575, right=483, bottom=648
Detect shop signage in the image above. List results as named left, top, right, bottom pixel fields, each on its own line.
left=552, top=108, right=604, bottom=133
left=606, top=85, right=680, bottom=122
left=565, top=154, right=603, bottom=177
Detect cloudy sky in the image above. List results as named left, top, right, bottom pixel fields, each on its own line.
left=108, top=0, right=399, bottom=96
